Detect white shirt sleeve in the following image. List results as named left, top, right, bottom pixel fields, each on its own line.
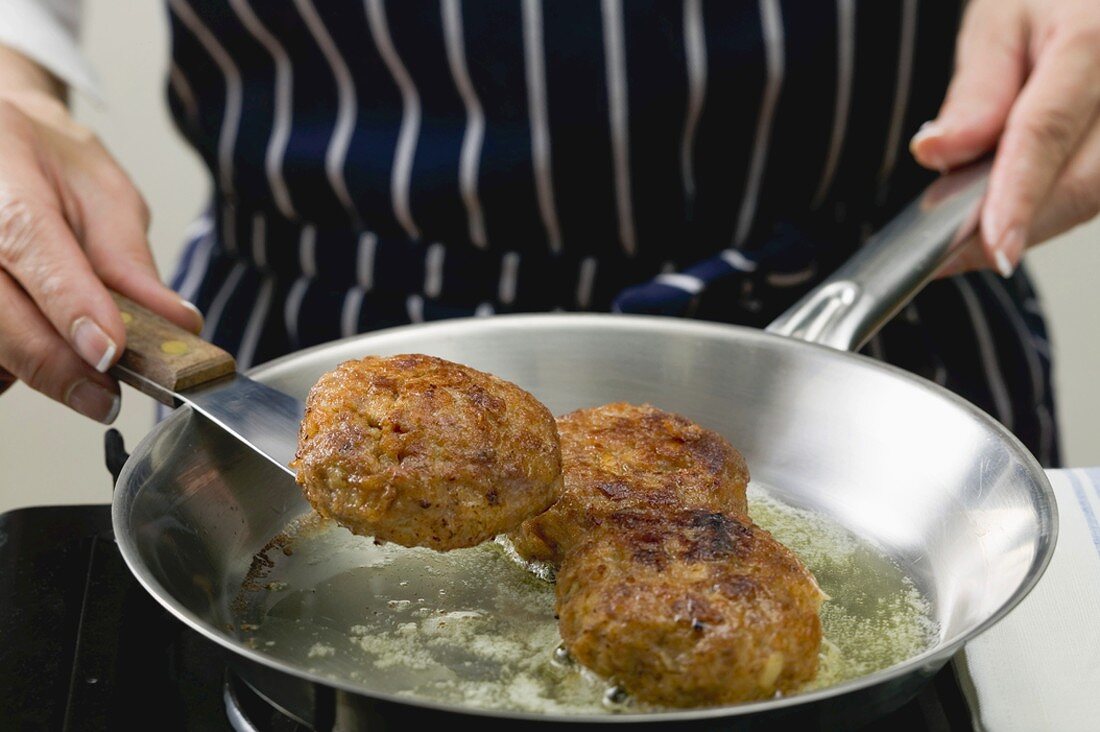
left=0, top=0, right=100, bottom=100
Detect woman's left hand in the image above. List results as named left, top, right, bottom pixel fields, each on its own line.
left=910, top=0, right=1100, bottom=277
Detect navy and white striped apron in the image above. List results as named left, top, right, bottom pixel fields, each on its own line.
left=165, top=0, right=1060, bottom=467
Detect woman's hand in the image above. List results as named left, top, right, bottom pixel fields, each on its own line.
left=0, top=46, right=202, bottom=422
left=910, top=0, right=1100, bottom=277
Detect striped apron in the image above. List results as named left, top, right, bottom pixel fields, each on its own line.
left=165, top=0, right=1060, bottom=467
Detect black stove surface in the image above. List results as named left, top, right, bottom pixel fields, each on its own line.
left=0, top=505, right=974, bottom=731
left=0, top=504, right=235, bottom=731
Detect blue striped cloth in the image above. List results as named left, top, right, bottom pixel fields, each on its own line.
left=611, top=219, right=820, bottom=315
left=163, top=0, right=1060, bottom=466
left=959, top=468, right=1100, bottom=732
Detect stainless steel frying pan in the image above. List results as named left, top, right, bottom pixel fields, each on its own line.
left=112, top=162, right=1056, bottom=729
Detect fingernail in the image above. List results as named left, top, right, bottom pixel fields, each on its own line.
left=180, top=299, right=204, bottom=334
left=70, top=317, right=118, bottom=373
left=910, top=121, right=947, bottom=172
left=66, top=379, right=121, bottom=424
left=910, top=121, right=941, bottom=147
left=993, top=227, right=1026, bottom=278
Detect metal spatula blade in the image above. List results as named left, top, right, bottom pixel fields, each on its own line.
left=108, top=293, right=303, bottom=476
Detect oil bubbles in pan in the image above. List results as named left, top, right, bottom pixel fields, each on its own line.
left=231, top=483, right=937, bottom=714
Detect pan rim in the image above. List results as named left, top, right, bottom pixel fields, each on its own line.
left=112, top=312, right=1058, bottom=723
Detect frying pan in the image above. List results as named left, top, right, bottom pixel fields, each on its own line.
left=112, top=162, right=1056, bottom=730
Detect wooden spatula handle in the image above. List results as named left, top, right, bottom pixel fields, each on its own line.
left=110, top=292, right=236, bottom=399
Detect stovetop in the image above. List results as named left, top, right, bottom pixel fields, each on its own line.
left=0, top=434, right=975, bottom=731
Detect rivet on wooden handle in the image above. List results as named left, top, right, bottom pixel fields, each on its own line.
left=110, top=292, right=236, bottom=397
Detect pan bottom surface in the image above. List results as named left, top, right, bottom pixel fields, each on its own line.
left=227, top=483, right=936, bottom=715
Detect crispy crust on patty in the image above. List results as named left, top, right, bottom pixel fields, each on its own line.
left=556, top=509, right=824, bottom=706
left=292, top=354, right=562, bottom=550
left=511, top=402, right=821, bottom=706
left=511, top=403, right=749, bottom=564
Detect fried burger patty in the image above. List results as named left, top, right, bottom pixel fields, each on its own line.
left=292, top=354, right=563, bottom=550
left=512, top=402, right=821, bottom=706
left=511, top=403, right=749, bottom=564
left=556, top=509, right=824, bottom=706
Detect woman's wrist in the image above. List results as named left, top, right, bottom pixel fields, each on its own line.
left=0, top=42, right=67, bottom=103
left=0, top=43, right=93, bottom=142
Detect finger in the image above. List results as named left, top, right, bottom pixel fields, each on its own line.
left=0, top=102, right=126, bottom=372
left=934, top=232, right=986, bottom=278
left=0, top=367, right=15, bottom=397
left=911, top=1, right=1028, bottom=171
left=982, top=29, right=1100, bottom=273
left=67, top=137, right=204, bottom=334
left=1024, top=113, right=1100, bottom=247
left=0, top=191, right=127, bottom=372
left=0, top=268, right=120, bottom=422
left=49, top=126, right=204, bottom=334
left=0, top=193, right=127, bottom=373
left=943, top=116, right=1100, bottom=277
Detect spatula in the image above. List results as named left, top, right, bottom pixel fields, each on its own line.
left=108, top=292, right=302, bottom=476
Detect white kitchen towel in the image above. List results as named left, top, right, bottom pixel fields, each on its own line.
left=956, top=468, right=1100, bottom=732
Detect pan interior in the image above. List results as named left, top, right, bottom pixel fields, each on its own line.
left=226, top=484, right=936, bottom=713
left=114, top=315, right=1054, bottom=719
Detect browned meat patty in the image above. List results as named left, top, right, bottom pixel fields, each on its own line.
left=556, top=509, right=824, bottom=707
left=511, top=402, right=821, bottom=706
left=511, top=402, right=749, bottom=564
left=292, top=354, right=562, bottom=550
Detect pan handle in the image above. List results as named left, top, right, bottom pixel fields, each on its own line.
left=765, top=159, right=990, bottom=352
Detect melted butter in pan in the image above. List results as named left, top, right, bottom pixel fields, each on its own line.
left=233, top=485, right=937, bottom=713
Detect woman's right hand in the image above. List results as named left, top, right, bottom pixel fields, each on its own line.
left=0, top=47, right=203, bottom=422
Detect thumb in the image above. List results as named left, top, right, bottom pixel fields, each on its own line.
left=910, top=1, right=1028, bottom=171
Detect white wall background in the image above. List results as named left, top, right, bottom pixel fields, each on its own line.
left=0, top=2, right=1097, bottom=513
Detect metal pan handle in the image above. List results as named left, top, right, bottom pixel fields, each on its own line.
left=766, top=160, right=990, bottom=352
